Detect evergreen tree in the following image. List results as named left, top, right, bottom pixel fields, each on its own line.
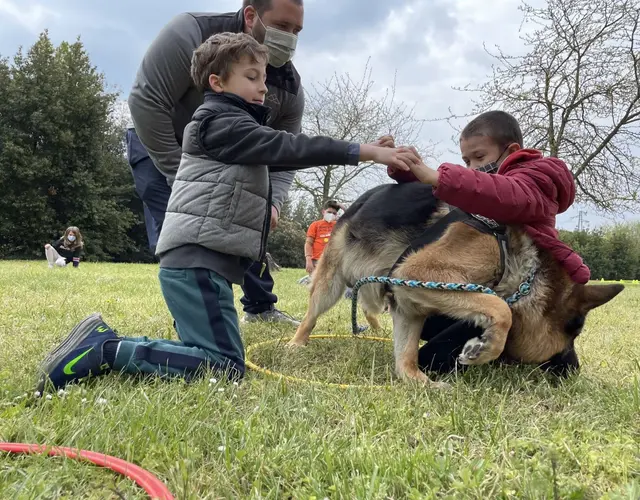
left=0, top=32, right=147, bottom=261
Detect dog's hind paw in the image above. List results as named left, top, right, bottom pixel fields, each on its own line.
left=429, top=381, right=452, bottom=390
left=285, top=339, right=307, bottom=348
left=458, top=337, right=490, bottom=365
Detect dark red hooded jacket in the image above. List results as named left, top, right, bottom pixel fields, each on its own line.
left=387, top=149, right=590, bottom=284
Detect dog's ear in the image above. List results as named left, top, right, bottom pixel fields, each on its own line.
left=579, top=284, right=624, bottom=312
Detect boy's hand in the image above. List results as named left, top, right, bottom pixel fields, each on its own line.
left=407, top=157, right=440, bottom=186
left=360, top=144, right=420, bottom=171
left=408, top=146, right=422, bottom=160
left=387, top=146, right=418, bottom=176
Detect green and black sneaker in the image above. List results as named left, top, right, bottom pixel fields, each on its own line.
left=36, top=313, right=120, bottom=393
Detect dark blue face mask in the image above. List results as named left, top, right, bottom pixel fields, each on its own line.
left=477, top=146, right=510, bottom=174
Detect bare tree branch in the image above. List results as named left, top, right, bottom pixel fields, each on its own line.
left=294, top=60, right=433, bottom=210
left=443, top=0, right=640, bottom=211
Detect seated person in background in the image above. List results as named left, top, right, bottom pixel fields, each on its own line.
left=44, top=226, right=84, bottom=268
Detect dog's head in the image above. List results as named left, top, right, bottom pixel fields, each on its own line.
left=510, top=282, right=624, bottom=372
left=563, top=283, right=624, bottom=344
left=562, top=283, right=624, bottom=336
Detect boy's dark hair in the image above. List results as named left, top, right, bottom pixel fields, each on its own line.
left=323, top=200, right=340, bottom=211
left=243, top=0, right=303, bottom=15
left=191, top=32, right=269, bottom=92
left=461, top=110, right=524, bottom=149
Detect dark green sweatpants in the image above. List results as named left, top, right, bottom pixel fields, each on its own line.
left=112, top=268, right=244, bottom=379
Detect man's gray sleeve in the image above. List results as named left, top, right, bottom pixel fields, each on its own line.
left=269, top=89, right=305, bottom=213
left=127, top=13, right=202, bottom=184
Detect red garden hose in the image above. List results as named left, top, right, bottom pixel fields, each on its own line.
left=0, top=443, right=174, bottom=500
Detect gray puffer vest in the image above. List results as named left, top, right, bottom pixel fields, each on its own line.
left=155, top=95, right=272, bottom=262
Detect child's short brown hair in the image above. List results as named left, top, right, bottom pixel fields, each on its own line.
left=190, top=32, right=269, bottom=92
left=461, top=110, right=524, bottom=150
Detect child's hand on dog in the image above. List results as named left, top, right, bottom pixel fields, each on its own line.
left=397, top=146, right=439, bottom=186
left=360, top=144, right=420, bottom=172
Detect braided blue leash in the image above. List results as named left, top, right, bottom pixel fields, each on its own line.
left=350, top=268, right=537, bottom=335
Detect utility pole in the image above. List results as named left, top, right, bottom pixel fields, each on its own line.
left=574, top=210, right=589, bottom=232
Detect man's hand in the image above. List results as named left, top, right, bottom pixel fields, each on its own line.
left=305, top=257, right=315, bottom=275
left=44, top=244, right=51, bottom=249
left=270, top=205, right=279, bottom=229
left=372, top=135, right=395, bottom=148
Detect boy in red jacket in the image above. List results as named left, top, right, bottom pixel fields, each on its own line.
left=388, top=110, right=589, bottom=376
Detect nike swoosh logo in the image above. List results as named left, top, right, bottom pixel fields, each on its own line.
left=63, top=348, right=93, bottom=375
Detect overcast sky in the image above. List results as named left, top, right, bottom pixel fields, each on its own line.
left=1, top=0, right=637, bottom=229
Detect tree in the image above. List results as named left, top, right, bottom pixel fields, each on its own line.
left=295, top=62, right=430, bottom=211
left=267, top=198, right=317, bottom=268
left=452, top=0, right=640, bottom=211
left=604, top=223, right=640, bottom=278
left=560, top=228, right=613, bottom=278
left=0, top=32, right=146, bottom=261
left=559, top=221, right=640, bottom=279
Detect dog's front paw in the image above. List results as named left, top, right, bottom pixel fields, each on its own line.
left=397, top=366, right=451, bottom=389
left=459, top=337, right=488, bottom=365
left=458, top=336, right=501, bottom=365
left=458, top=337, right=484, bottom=364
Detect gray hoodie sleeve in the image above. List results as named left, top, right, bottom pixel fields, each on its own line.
left=127, top=13, right=202, bottom=183
left=268, top=89, right=305, bottom=213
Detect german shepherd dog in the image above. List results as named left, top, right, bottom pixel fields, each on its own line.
left=288, top=183, right=624, bottom=387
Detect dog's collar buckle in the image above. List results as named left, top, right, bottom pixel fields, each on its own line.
left=470, top=213, right=501, bottom=230
left=519, top=282, right=531, bottom=296
left=505, top=266, right=538, bottom=306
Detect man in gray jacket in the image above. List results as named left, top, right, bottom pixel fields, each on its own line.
left=127, top=0, right=305, bottom=325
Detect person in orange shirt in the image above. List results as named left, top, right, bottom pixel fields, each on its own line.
left=304, top=200, right=342, bottom=275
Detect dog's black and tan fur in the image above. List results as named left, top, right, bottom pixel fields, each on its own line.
left=288, top=183, right=623, bottom=387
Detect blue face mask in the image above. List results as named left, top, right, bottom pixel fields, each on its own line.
left=67, top=235, right=76, bottom=242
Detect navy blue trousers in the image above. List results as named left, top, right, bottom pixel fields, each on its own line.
left=125, top=129, right=171, bottom=252
left=114, top=268, right=244, bottom=380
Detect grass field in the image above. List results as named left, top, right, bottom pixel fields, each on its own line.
left=0, top=260, right=639, bottom=499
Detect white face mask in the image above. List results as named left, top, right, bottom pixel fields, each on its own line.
left=258, top=16, right=298, bottom=68
left=323, top=213, right=336, bottom=223
left=67, top=235, right=76, bottom=242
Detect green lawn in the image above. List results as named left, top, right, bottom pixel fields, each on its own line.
left=0, top=261, right=638, bottom=499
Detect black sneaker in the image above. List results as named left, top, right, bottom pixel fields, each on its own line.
left=36, top=313, right=119, bottom=393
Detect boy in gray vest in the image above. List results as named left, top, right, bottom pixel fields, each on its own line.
left=36, top=32, right=420, bottom=391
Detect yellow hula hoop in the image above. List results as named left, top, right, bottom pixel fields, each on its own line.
left=245, top=334, right=394, bottom=389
